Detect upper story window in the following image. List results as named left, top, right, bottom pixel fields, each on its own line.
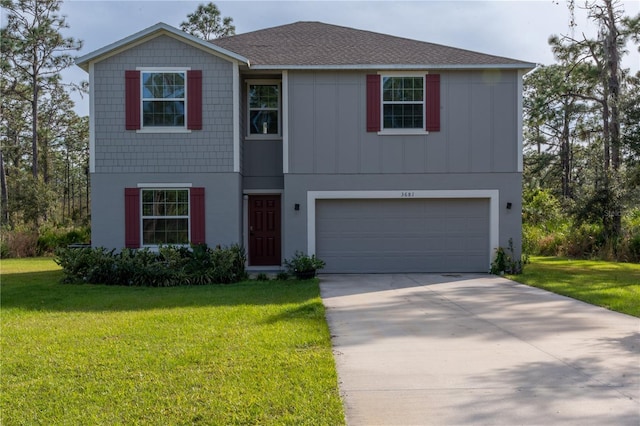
left=142, top=72, right=186, bottom=128
left=366, top=73, right=440, bottom=134
left=247, top=80, right=280, bottom=137
left=125, top=69, right=202, bottom=132
left=382, top=76, right=424, bottom=130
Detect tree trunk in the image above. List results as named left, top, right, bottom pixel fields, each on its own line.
left=605, top=0, right=621, bottom=171
left=31, top=51, right=38, bottom=180
left=603, top=0, right=622, bottom=239
left=0, top=150, right=9, bottom=225
left=561, top=99, right=572, bottom=198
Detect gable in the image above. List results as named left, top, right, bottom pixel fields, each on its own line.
left=76, top=22, right=247, bottom=71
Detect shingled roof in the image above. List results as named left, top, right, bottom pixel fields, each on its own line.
left=211, top=21, right=535, bottom=70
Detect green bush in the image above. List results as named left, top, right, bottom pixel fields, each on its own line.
left=561, top=222, right=605, bottom=258
left=55, top=246, right=117, bottom=284
left=523, top=223, right=567, bottom=256
left=37, top=226, right=91, bottom=255
left=628, top=235, right=640, bottom=261
left=522, top=189, right=565, bottom=226
left=55, top=244, right=247, bottom=286
left=283, top=251, right=326, bottom=279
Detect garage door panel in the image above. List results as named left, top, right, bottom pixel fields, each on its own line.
left=316, top=198, right=489, bottom=273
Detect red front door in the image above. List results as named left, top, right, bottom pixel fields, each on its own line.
left=249, top=195, right=281, bottom=265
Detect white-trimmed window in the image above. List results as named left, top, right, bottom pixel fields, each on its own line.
left=141, top=189, right=190, bottom=246
left=382, top=76, right=424, bottom=130
left=247, top=80, right=280, bottom=136
left=126, top=69, right=202, bottom=132
left=366, top=73, right=440, bottom=134
left=142, top=71, right=186, bottom=128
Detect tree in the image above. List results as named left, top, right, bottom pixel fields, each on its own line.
left=523, top=64, right=591, bottom=199
left=1, top=0, right=82, bottom=180
left=179, top=2, right=235, bottom=41
left=547, top=0, right=640, bottom=240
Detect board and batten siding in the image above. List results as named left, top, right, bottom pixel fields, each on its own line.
left=92, top=35, right=235, bottom=175
left=287, top=70, right=519, bottom=175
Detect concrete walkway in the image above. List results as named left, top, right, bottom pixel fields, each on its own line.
left=320, top=274, right=640, bottom=425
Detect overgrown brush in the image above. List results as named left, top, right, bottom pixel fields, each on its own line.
left=55, top=244, right=247, bottom=286
left=523, top=219, right=640, bottom=262
left=1, top=226, right=90, bottom=258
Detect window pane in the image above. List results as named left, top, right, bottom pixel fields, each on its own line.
left=177, top=204, right=188, bottom=215
left=143, top=73, right=185, bottom=99
left=383, top=104, right=423, bottom=129
left=249, top=110, right=279, bottom=134
left=141, top=190, right=189, bottom=218
left=143, top=101, right=185, bottom=126
left=382, top=77, right=423, bottom=102
left=142, top=218, right=188, bottom=245
left=249, top=85, right=279, bottom=108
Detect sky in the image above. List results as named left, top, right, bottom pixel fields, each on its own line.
left=7, top=0, right=640, bottom=116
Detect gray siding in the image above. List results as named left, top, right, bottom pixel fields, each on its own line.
left=90, top=35, right=243, bottom=250
left=91, top=173, right=242, bottom=249
left=240, top=76, right=284, bottom=189
left=242, top=138, right=284, bottom=189
left=282, top=173, right=522, bottom=264
left=287, top=70, right=520, bottom=175
left=283, top=69, right=523, bottom=269
left=92, top=35, right=235, bottom=174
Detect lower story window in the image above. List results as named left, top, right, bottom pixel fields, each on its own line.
left=141, top=189, right=189, bottom=245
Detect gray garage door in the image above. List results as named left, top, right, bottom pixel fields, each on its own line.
left=316, top=198, right=490, bottom=273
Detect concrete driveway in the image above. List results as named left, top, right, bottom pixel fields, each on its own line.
left=320, top=274, right=640, bottom=426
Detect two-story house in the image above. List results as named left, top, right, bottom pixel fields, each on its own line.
left=76, top=21, right=535, bottom=273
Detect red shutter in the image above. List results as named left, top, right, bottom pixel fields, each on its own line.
left=124, top=188, right=141, bottom=248
left=190, top=187, right=206, bottom=245
left=125, top=71, right=141, bottom=130
left=366, top=74, right=381, bottom=132
left=187, top=70, right=202, bottom=130
left=425, top=74, right=441, bottom=132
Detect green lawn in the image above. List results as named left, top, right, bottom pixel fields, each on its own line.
left=509, top=256, right=640, bottom=317
left=0, top=258, right=345, bottom=425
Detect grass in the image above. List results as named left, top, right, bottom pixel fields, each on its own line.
left=0, top=258, right=345, bottom=425
left=509, top=256, right=640, bottom=317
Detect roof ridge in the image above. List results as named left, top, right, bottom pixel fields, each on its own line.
left=211, top=21, right=535, bottom=69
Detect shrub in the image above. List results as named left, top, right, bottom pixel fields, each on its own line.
left=55, top=247, right=117, bottom=284
left=523, top=189, right=565, bottom=226
left=491, top=238, right=524, bottom=275
left=284, top=251, right=325, bottom=279
left=37, top=226, right=90, bottom=255
left=55, top=244, right=247, bottom=286
left=560, top=222, right=605, bottom=258
left=628, top=235, right=640, bottom=261
left=2, top=229, right=39, bottom=258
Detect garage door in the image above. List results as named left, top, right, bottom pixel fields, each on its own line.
left=316, top=198, right=490, bottom=273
